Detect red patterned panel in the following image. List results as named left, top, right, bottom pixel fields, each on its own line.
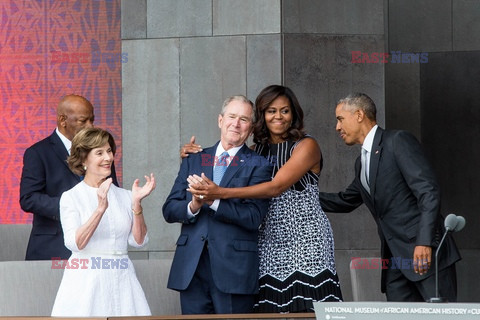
left=0, top=0, right=122, bottom=224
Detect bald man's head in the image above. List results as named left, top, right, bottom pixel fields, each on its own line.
left=57, top=94, right=94, bottom=140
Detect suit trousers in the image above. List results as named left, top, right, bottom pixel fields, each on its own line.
left=179, top=244, right=255, bottom=314
left=385, top=264, right=457, bottom=302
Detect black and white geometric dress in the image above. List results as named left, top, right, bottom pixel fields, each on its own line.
left=253, top=138, right=342, bottom=313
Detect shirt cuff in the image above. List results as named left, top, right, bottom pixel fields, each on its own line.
left=187, top=201, right=200, bottom=217
left=209, top=199, right=220, bottom=211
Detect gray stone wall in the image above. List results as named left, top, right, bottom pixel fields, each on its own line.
left=121, top=0, right=282, bottom=261
left=121, top=0, right=384, bottom=301
left=121, top=0, right=478, bottom=302
left=281, top=0, right=386, bottom=302
left=385, top=0, right=480, bottom=302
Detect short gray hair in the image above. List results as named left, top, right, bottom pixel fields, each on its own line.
left=221, top=95, right=254, bottom=117
left=337, top=92, right=377, bottom=121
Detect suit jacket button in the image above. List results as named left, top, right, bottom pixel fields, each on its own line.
left=201, top=236, right=205, bottom=241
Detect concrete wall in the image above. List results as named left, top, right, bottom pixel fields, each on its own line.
left=120, top=0, right=385, bottom=301
left=121, top=0, right=283, bottom=261
left=385, top=0, right=480, bottom=302
left=281, top=0, right=386, bottom=301
left=120, top=0, right=478, bottom=302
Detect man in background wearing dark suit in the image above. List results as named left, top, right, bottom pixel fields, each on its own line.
left=319, top=93, right=460, bottom=302
left=20, top=94, right=117, bottom=260
left=163, top=95, right=272, bottom=314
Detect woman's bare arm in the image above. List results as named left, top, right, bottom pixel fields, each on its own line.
left=187, top=137, right=321, bottom=200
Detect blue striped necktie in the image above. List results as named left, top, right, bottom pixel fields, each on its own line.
left=214, top=151, right=229, bottom=185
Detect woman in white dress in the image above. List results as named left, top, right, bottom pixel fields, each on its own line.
left=51, top=127, right=156, bottom=317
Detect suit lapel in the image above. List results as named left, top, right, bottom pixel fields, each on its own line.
left=49, top=131, right=81, bottom=181
left=369, top=127, right=384, bottom=197
left=49, top=132, right=70, bottom=168
left=203, top=144, right=216, bottom=181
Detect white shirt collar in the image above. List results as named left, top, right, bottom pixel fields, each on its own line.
left=55, top=128, right=72, bottom=154
left=362, top=124, right=378, bottom=153
left=216, top=143, right=243, bottom=158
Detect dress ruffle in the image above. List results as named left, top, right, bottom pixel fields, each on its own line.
left=254, top=270, right=343, bottom=313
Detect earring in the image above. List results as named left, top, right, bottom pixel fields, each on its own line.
left=83, top=165, right=87, bottom=171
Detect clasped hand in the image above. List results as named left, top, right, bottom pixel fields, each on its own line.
left=187, top=173, right=221, bottom=202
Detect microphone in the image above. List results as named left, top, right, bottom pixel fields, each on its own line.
left=444, top=213, right=458, bottom=231
left=428, top=213, right=466, bottom=303
left=453, top=216, right=466, bottom=232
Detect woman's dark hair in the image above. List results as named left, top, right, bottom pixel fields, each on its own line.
left=68, top=127, right=116, bottom=176
left=253, top=85, right=306, bottom=145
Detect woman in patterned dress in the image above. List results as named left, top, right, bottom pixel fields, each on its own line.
left=185, top=85, right=342, bottom=312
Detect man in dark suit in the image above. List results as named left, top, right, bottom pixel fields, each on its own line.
left=163, top=95, right=272, bottom=314
left=20, top=94, right=117, bottom=260
left=319, top=93, right=460, bottom=302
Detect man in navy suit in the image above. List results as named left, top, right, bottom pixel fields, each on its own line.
left=163, top=95, right=272, bottom=314
left=319, top=93, right=460, bottom=302
left=20, top=94, right=117, bottom=260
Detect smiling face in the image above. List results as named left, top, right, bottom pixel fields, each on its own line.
left=335, top=102, right=364, bottom=145
left=264, top=95, right=292, bottom=143
left=83, top=142, right=113, bottom=185
left=218, top=99, right=253, bottom=150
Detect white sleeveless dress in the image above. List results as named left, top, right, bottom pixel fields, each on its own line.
left=51, top=182, right=151, bottom=317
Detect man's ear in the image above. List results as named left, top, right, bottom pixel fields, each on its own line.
left=58, top=114, right=67, bottom=127
left=356, top=109, right=365, bottom=122
left=218, top=114, right=223, bottom=129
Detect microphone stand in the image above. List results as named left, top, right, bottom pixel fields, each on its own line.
left=427, top=231, right=449, bottom=303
